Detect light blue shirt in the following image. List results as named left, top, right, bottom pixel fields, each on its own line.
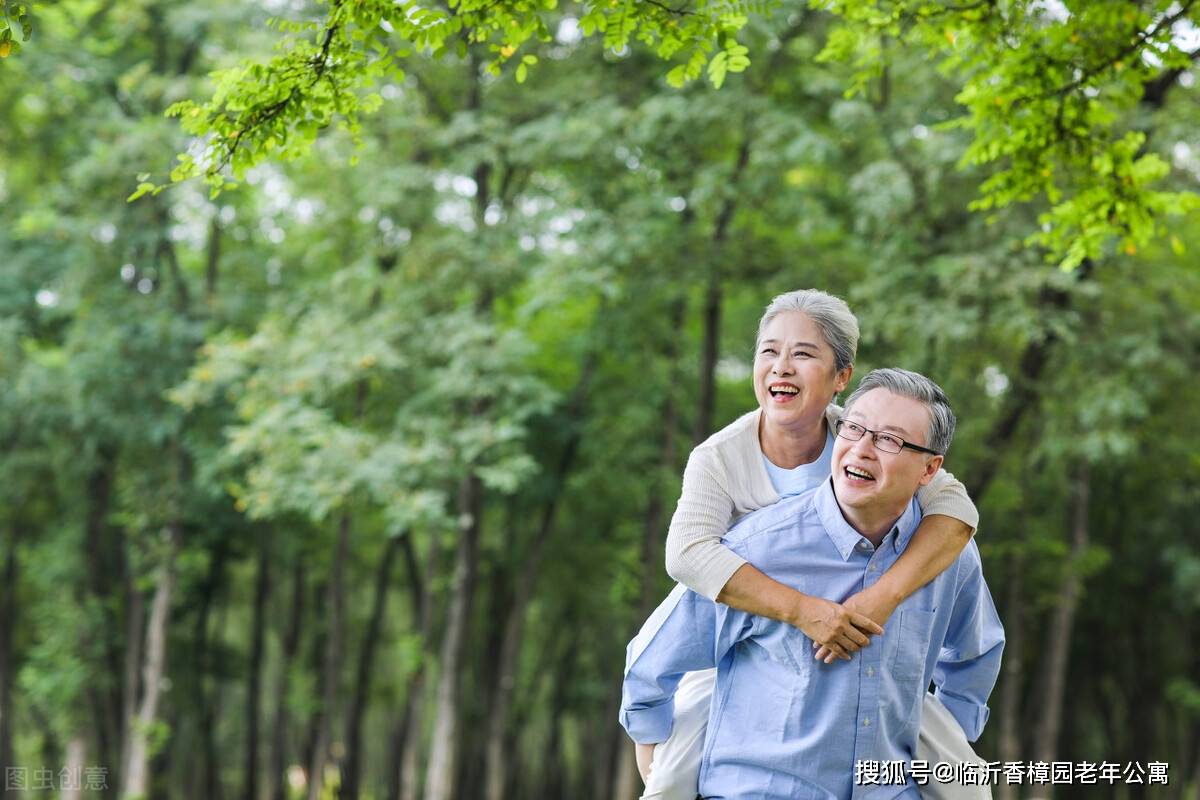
left=621, top=480, right=1004, bottom=800
left=761, top=431, right=834, bottom=497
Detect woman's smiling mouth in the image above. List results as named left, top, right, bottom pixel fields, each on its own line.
left=768, top=382, right=800, bottom=402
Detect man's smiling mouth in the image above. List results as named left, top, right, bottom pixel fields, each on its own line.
left=844, top=465, right=875, bottom=482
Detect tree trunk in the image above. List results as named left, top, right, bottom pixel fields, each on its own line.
left=994, top=554, right=1024, bottom=800
left=693, top=134, right=750, bottom=444
left=615, top=297, right=686, bottom=800
left=306, top=509, right=352, bottom=800
left=120, top=522, right=182, bottom=798
left=483, top=356, right=596, bottom=800
left=84, top=446, right=124, bottom=779
left=205, top=217, right=221, bottom=304
left=693, top=276, right=722, bottom=445
left=592, top=680, right=623, bottom=800
left=639, top=299, right=684, bottom=617
left=61, top=737, right=88, bottom=800
left=119, top=571, right=144, bottom=799
left=268, top=559, right=306, bottom=800
left=386, top=675, right=419, bottom=800
left=341, top=534, right=401, bottom=799
left=243, top=533, right=272, bottom=800
left=0, top=523, right=18, bottom=798
left=1028, top=463, right=1090, bottom=800
left=963, top=261, right=1093, bottom=500
left=396, top=531, right=436, bottom=800
left=191, top=542, right=228, bottom=800
left=424, top=475, right=483, bottom=800
left=301, top=575, right=328, bottom=793
left=396, top=671, right=428, bottom=800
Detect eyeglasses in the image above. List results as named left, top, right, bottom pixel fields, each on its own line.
left=834, top=419, right=941, bottom=456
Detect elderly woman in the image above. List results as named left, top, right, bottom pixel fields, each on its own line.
left=634, top=289, right=983, bottom=800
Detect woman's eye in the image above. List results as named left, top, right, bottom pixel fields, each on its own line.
left=759, top=348, right=776, bottom=355
left=793, top=351, right=812, bottom=359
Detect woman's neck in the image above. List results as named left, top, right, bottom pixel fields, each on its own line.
left=758, top=412, right=829, bottom=469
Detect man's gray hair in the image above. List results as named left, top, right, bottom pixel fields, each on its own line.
left=756, top=289, right=859, bottom=373
left=843, top=367, right=957, bottom=455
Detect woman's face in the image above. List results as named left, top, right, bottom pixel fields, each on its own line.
left=753, top=311, right=852, bottom=431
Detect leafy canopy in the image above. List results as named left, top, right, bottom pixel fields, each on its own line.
left=15, top=0, right=1200, bottom=266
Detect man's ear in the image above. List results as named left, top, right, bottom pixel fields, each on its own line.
left=917, top=455, right=944, bottom=486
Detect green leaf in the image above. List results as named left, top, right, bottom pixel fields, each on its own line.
left=127, top=182, right=157, bottom=202
left=707, top=50, right=728, bottom=89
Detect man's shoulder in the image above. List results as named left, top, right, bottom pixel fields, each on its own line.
left=721, top=489, right=820, bottom=552
left=954, top=538, right=985, bottom=585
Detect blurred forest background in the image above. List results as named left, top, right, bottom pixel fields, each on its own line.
left=1, top=0, right=1199, bottom=799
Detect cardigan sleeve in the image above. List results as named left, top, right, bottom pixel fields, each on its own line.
left=664, top=445, right=748, bottom=601
left=915, top=468, right=979, bottom=532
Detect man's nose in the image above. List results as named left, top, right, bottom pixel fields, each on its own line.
left=850, top=433, right=877, bottom=458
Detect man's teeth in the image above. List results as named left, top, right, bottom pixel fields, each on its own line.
left=846, top=466, right=874, bottom=480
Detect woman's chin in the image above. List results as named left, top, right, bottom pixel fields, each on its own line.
left=761, top=401, right=823, bottom=428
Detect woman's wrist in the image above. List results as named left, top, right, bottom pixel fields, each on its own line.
left=786, top=591, right=819, bottom=629
left=856, top=580, right=902, bottom=620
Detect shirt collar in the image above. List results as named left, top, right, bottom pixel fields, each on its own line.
left=814, top=478, right=923, bottom=560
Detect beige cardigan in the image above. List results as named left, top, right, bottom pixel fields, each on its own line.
left=665, top=405, right=979, bottom=600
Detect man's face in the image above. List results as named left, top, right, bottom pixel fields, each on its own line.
left=832, top=387, right=943, bottom=515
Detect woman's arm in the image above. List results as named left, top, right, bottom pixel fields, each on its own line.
left=717, top=564, right=882, bottom=661
left=666, top=445, right=881, bottom=662
left=812, top=469, right=976, bottom=661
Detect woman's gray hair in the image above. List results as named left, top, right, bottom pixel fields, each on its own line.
left=843, top=367, right=956, bottom=455
left=756, top=289, right=859, bottom=373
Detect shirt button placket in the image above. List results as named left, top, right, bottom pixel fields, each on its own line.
left=853, top=551, right=884, bottom=781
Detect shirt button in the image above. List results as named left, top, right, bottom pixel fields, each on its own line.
left=869, top=565, right=878, bottom=572
left=866, top=666, right=875, bottom=677
left=857, top=541, right=871, bottom=551
left=863, top=717, right=871, bottom=727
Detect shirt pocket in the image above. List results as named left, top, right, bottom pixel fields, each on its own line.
left=890, top=608, right=936, bottom=681
left=779, top=626, right=819, bottom=674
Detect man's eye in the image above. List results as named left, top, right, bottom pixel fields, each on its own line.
left=879, top=434, right=902, bottom=449
left=846, top=423, right=865, bottom=434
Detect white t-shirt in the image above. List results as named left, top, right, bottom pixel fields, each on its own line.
left=760, top=431, right=834, bottom=498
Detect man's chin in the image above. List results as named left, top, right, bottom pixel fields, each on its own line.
left=833, top=476, right=875, bottom=505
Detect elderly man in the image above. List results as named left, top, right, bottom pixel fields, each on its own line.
left=620, top=368, right=1004, bottom=800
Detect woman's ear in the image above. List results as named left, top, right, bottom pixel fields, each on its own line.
left=834, top=364, right=853, bottom=393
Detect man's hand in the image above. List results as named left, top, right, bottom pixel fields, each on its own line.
left=812, top=587, right=897, bottom=664
left=635, top=742, right=656, bottom=783
left=790, top=594, right=883, bottom=663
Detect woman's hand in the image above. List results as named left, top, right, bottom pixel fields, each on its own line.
left=811, top=587, right=897, bottom=664
left=791, top=594, right=883, bottom=663
left=635, top=742, right=656, bottom=783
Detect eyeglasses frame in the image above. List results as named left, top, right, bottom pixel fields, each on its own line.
left=834, top=419, right=942, bottom=457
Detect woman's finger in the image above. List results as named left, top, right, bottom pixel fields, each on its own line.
left=848, top=612, right=884, bottom=636
left=845, top=626, right=870, bottom=648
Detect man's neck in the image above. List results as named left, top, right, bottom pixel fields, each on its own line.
left=833, top=494, right=907, bottom=548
